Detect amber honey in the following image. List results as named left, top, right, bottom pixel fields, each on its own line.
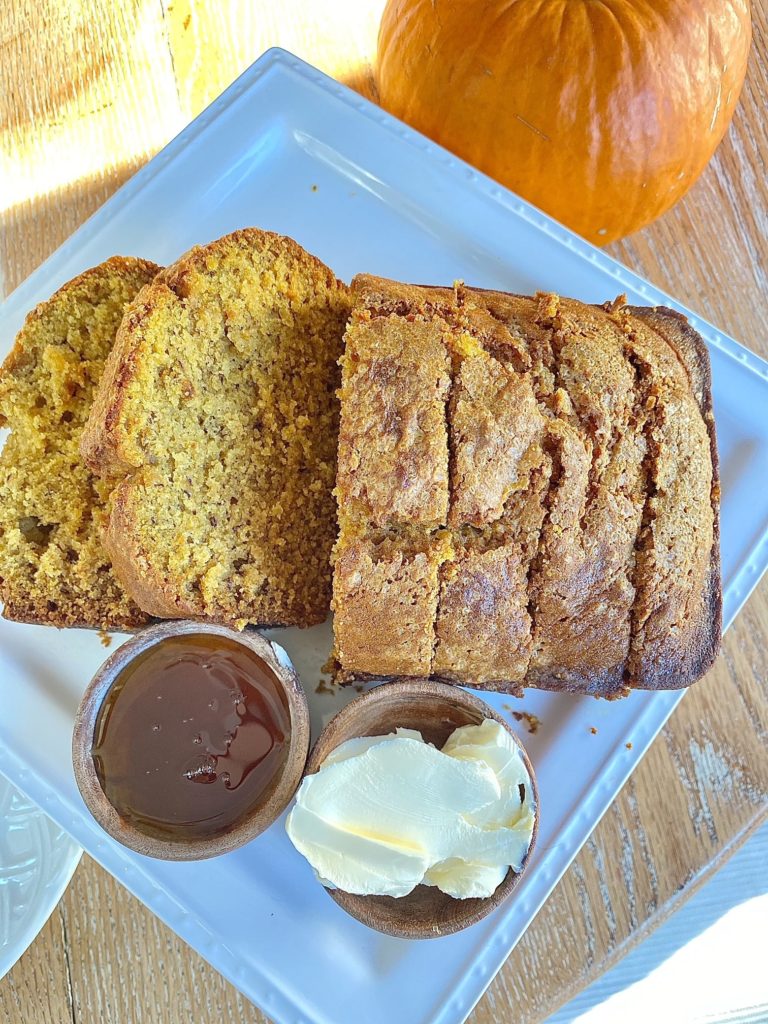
left=92, top=634, right=290, bottom=840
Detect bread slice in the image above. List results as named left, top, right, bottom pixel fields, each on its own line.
left=333, top=275, right=721, bottom=695
left=622, top=306, right=722, bottom=690
left=0, top=257, right=160, bottom=628
left=82, top=229, right=351, bottom=628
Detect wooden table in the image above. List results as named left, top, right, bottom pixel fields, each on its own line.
left=1, top=3, right=766, bottom=1022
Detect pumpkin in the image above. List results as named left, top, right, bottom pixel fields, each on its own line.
left=377, top=0, right=752, bottom=244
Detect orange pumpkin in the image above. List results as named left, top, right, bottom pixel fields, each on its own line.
left=377, top=0, right=752, bottom=244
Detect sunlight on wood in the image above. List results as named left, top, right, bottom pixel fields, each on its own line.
left=164, top=0, right=384, bottom=115
left=1, top=0, right=383, bottom=215
left=1, top=0, right=184, bottom=212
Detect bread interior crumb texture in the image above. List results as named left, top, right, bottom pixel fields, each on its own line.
left=84, top=230, right=351, bottom=627
left=0, top=258, right=158, bottom=627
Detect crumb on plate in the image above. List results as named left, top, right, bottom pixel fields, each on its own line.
left=511, top=711, right=541, bottom=734
left=321, top=653, right=338, bottom=676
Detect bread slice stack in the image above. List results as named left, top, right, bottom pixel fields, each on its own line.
left=82, top=229, right=351, bottom=628
left=0, top=257, right=159, bottom=628
left=332, top=275, right=721, bottom=695
left=1, top=231, right=350, bottom=632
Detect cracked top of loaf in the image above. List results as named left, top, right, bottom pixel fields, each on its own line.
left=332, top=274, right=721, bottom=696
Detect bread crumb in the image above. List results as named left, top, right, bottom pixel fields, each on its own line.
left=605, top=687, right=632, bottom=701
left=590, top=726, right=598, bottom=735
left=98, top=629, right=112, bottom=648
left=311, top=184, right=318, bottom=192
left=626, top=741, right=633, bottom=749
left=321, top=653, right=338, bottom=676
left=511, top=711, right=540, bottom=734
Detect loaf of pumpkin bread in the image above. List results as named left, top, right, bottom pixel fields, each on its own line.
left=82, top=229, right=351, bottom=628
left=332, top=275, right=721, bottom=695
left=0, top=257, right=160, bottom=628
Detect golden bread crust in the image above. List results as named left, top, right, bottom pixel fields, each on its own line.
left=623, top=306, right=721, bottom=689
left=83, top=229, right=351, bottom=628
left=333, top=276, right=721, bottom=695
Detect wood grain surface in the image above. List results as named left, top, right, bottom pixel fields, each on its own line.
left=1, top=2, right=767, bottom=1023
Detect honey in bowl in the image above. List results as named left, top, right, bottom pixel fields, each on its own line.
left=91, top=633, right=290, bottom=841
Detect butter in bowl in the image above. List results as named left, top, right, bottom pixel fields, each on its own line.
left=286, top=680, right=538, bottom=938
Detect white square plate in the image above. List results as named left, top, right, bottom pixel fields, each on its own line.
left=2, top=49, right=767, bottom=1024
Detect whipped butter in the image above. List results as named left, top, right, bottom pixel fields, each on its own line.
left=285, top=719, right=535, bottom=899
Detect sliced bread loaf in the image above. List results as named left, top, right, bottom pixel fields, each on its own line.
left=333, top=275, right=721, bottom=695
left=82, top=229, right=351, bottom=628
left=0, top=257, right=160, bottom=628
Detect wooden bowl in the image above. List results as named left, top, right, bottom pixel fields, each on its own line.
left=305, top=679, right=539, bottom=939
left=72, top=620, right=310, bottom=860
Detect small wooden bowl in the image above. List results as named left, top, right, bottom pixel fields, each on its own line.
left=305, top=679, right=539, bottom=939
left=72, top=620, right=310, bottom=861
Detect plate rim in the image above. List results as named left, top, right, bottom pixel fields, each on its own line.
left=0, top=775, right=82, bottom=982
